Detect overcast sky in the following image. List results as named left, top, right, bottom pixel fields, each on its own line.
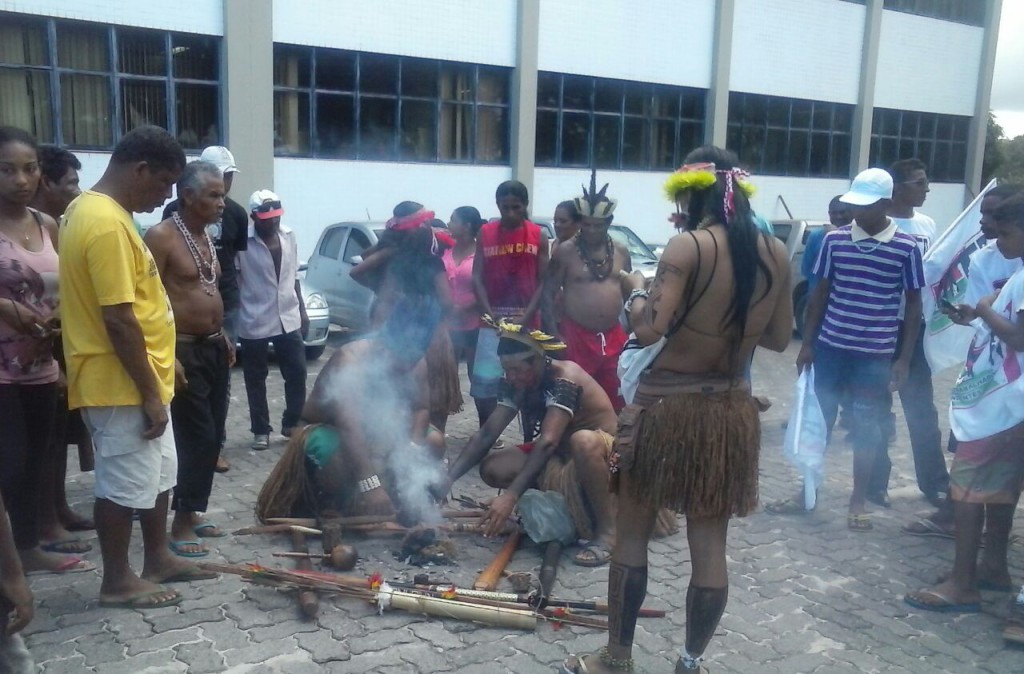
left=992, top=1, right=1024, bottom=138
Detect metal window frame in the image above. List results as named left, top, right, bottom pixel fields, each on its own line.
left=725, top=91, right=853, bottom=178
left=535, top=71, right=706, bottom=171
left=0, top=13, right=222, bottom=151
left=271, top=43, right=511, bottom=166
left=868, top=107, right=970, bottom=182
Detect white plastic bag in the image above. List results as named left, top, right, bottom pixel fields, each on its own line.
left=617, top=334, right=666, bottom=404
left=782, top=366, right=827, bottom=510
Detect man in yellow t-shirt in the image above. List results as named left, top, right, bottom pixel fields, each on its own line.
left=60, top=126, right=213, bottom=610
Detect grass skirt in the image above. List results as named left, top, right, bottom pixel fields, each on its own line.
left=426, top=329, right=463, bottom=416
left=627, top=373, right=760, bottom=518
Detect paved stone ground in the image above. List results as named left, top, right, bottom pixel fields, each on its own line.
left=23, top=331, right=1024, bottom=673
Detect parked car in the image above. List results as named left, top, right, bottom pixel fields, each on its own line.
left=771, top=219, right=829, bottom=337
left=305, top=221, right=386, bottom=331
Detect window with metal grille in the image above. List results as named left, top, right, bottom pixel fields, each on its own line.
left=869, top=108, right=969, bottom=182
left=535, top=72, right=706, bottom=171
left=0, top=11, right=221, bottom=150
left=273, top=44, right=511, bottom=165
left=726, top=92, right=854, bottom=178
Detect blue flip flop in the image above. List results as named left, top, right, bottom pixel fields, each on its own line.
left=904, top=589, right=980, bottom=614
left=193, top=523, right=227, bottom=538
left=168, top=539, right=208, bottom=558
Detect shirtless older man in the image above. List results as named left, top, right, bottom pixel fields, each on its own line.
left=562, top=146, right=792, bottom=674
left=545, top=174, right=631, bottom=410
left=441, top=320, right=627, bottom=566
left=145, top=160, right=232, bottom=558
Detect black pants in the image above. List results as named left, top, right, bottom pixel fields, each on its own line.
left=171, top=339, right=230, bottom=513
left=869, top=324, right=950, bottom=497
left=241, top=330, right=307, bottom=435
left=0, top=382, right=57, bottom=549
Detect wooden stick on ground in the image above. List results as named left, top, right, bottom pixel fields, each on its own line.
left=291, top=530, right=319, bottom=619
left=473, top=529, right=521, bottom=591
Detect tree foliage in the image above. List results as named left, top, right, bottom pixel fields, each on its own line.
left=986, top=112, right=1024, bottom=185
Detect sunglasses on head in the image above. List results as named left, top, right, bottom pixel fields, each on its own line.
left=255, top=200, right=282, bottom=213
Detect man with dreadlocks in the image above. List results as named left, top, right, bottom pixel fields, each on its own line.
left=562, top=146, right=792, bottom=674
left=255, top=301, right=441, bottom=522
left=438, top=319, right=623, bottom=566
left=544, top=172, right=631, bottom=411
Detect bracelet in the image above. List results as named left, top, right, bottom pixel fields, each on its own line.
left=357, top=474, right=382, bottom=493
left=623, top=289, right=649, bottom=316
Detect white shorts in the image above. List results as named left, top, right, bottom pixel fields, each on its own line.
left=82, top=405, right=177, bottom=510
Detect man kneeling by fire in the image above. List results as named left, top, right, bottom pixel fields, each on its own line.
left=256, top=299, right=445, bottom=523
left=437, top=318, right=675, bottom=566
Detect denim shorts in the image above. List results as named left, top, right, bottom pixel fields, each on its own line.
left=813, top=342, right=892, bottom=454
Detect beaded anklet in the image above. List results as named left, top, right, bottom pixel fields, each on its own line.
left=598, top=646, right=634, bottom=672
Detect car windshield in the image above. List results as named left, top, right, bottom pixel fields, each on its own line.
left=609, top=225, right=657, bottom=261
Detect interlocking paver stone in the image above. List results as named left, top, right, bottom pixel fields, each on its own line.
left=19, top=336, right=1024, bottom=672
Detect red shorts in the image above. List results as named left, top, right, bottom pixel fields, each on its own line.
left=560, top=315, right=627, bottom=411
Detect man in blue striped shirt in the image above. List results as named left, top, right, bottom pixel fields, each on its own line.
left=793, top=168, right=924, bottom=532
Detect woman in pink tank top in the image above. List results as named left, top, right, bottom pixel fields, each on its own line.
left=0, top=126, right=89, bottom=576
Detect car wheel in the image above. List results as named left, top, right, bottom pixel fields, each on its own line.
left=305, top=345, right=326, bottom=361
left=793, top=283, right=809, bottom=338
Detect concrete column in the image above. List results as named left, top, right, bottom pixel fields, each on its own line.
left=223, top=0, right=275, bottom=202
left=965, top=0, right=1002, bottom=196
left=510, top=0, right=540, bottom=197
left=850, top=0, right=883, bottom=175
left=705, top=0, right=735, bottom=147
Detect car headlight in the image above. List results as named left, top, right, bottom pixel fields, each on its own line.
left=305, top=292, right=328, bottom=310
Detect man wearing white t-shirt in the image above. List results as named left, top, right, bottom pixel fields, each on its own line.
left=868, top=159, right=949, bottom=508
left=905, top=192, right=1024, bottom=614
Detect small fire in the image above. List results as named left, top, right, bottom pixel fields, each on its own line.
left=370, top=572, right=384, bottom=590
left=439, top=585, right=457, bottom=600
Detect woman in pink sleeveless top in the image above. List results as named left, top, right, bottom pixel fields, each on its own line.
left=443, top=206, right=487, bottom=424
left=0, top=127, right=90, bottom=575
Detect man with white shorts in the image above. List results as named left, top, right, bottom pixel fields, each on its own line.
left=60, top=126, right=215, bottom=609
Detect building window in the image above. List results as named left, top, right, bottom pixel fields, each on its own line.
left=0, top=12, right=221, bottom=150
left=535, top=72, right=706, bottom=171
left=273, top=44, right=511, bottom=165
left=727, top=92, right=854, bottom=178
left=869, top=108, right=969, bottom=182
left=882, top=0, right=985, bottom=26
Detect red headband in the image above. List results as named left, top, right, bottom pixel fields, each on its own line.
left=385, top=208, right=435, bottom=231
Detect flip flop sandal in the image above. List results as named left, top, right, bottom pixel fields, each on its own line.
left=764, top=498, right=812, bottom=516
left=901, top=518, right=954, bottom=539
left=41, top=538, right=93, bottom=554
left=157, top=568, right=219, bottom=583
left=934, top=573, right=1014, bottom=593
left=168, top=539, right=208, bottom=558
left=573, top=540, right=613, bottom=568
left=847, top=514, right=873, bottom=532
left=193, top=523, right=228, bottom=538
left=904, top=588, right=981, bottom=614
left=99, top=589, right=183, bottom=609
left=26, top=556, right=96, bottom=576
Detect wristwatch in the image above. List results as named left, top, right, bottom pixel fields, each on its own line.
left=357, top=474, right=382, bottom=493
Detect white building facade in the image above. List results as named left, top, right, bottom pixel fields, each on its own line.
left=0, top=0, right=1001, bottom=256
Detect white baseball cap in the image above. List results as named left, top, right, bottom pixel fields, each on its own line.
left=840, top=168, right=894, bottom=206
left=249, top=189, right=284, bottom=219
left=200, top=146, right=239, bottom=174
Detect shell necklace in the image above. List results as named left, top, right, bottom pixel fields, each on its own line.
left=575, top=233, right=614, bottom=281
left=173, top=211, right=218, bottom=295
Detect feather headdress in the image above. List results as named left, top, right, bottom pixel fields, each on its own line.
left=573, top=168, right=617, bottom=219
left=482, top=314, right=566, bottom=355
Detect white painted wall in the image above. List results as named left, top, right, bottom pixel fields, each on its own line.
left=874, top=10, right=983, bottom=115
left=731, top=0, right=865, bottom=104
left=538, top=0, right=715, bottom=87
left=274, top=159, right=513, bottom=258
left=273, top=0, right=517, bottom=67
left=747, top=176, right=852, bottom=223
left=917, top=183, right=969, bottom=233
left=1, top=0, right=223, bottom=35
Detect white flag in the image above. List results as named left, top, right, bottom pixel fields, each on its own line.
left=921, top=180, right=997, bottom=373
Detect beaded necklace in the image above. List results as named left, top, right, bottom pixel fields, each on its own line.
left=173, top=211, right=218, bottom=296
left=575, top=233, right=614, bottom=281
